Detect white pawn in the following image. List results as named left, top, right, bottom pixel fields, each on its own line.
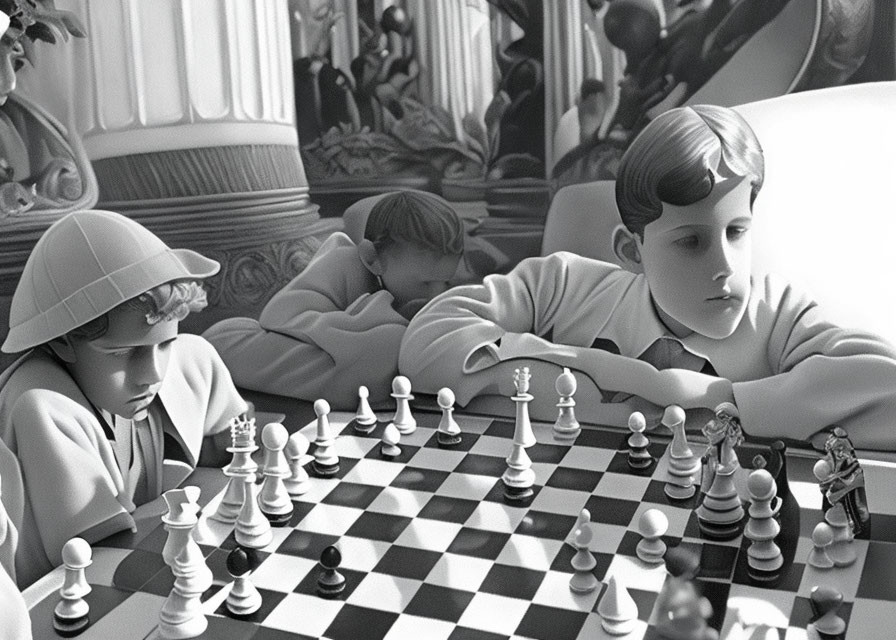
left=553, top=368, right=581, bottom=441
left=389, top=375, right=417, bottom=435
left=284, top=432, right=311, bottom=496
left=234, top=475, right=273, bottom=549
left=636, top=508, right=668, bottom=564
left=258, top=422, right=294, bottom=526
left=225, top=548, right=262, bottom=616
left=312, top=399, right=339, bottom=477
left=807, top=523, right=835, bottom=569
left=53, top=538, right=92, bottom=636
left=598, top=574, right=638, bottom=635
left=436, top=387, right=462, bottom=447
left=824, top=503, right=857, bottom=567
left=569, top=525, right=599, bottom=593
left=354, top=385, right=377, bottom=434
left=663, top=405, right=700, bottom=500
left=381, top=422, right=402, bottom=459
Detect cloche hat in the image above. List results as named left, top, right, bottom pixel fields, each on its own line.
left=3, top=210, right=219, bottom=353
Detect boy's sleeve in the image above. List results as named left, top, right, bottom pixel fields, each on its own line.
left=400, top=253, right=614, bottom=405
left=732, top=276, right=896, bottom=450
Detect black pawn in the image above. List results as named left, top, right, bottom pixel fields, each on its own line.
left=317, top=545, right=346, bottom=598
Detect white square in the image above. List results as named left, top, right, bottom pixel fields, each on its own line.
left=560, top=446, right=616, bottom=472
left=395, top=519, right=463, bottom=552
left=368, top=487, right=432, bottom=518
left=384, top=614, right=456, bottom=640
left=574, top=612, right=649, bottom=640
left=605, top=554, right=667, bottom=592
left=532, top=461, right=558, bottom=485
left=497, top=534, right=564, bottom=571
left=334, top=434, right=379, bottom=458
left=399, top=426, right=436, bottom=447
left=453, top=414, right=494, bottom=434
left=790, top=480, right=824, bottom=511
left=295, top=503, right=365, bottom=536
left=464, top=501, right=528, bottom=533
left=264, top=592, right=342, bottom=637
left=723, top=584, right=794, bottom=628
left=797, top=538, right=868, bottom=600
left=436, top=473, right=496, bottom=501
left=629, top=503, right=691, bottom=539
left=408, top=447, right=465, bottom=472
left=458, top=592, right=530, bottom=635
left=334, top=535, right=392, bottom=572
left=252, top=554, right=316, bottom=592
left=532, top=569, right=600, bottom=612
left=567, top=523, right=627, bottom=554
left=595, top=472, right=651, bottom=502
left=425, top=552, right=494, bottom=591
left=530, top=487, right=591, bottom=516
left=348, top=573, right=422, bottom=612
left=342, top=458, right=405, bottom=486
left=293, top=477, right=340, bottom=504
left=845, top=598, right=896, bottom=640
left=471, top=435, right=512, bottom=458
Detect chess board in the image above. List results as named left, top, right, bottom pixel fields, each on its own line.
left=25, top=409, right=896, bottom=640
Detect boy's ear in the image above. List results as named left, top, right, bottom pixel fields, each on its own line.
left=47, top=336, right=77, bottom=363
left=612, top=224, right=644, bottom=274
left=357, top=239, right=383, bottom=275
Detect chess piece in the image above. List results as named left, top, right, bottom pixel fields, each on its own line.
left=502, top=367, right=537, bottom=502
left=663, top=406, right=700, bottom=500
left=743, top=468, right=783, bottom=584
left=225, top=547, right=262, bottom=617
left=569, top=523, right=599, bottom=594
left=808, top=585, right=846, bottom=638
left=317, top=545, right=346, bottom=598
left=436, top=387, right=463, bottom=447
left=212, top=415, right=258, bottom=524
left=636, top=508, right=668, bottom=564
left=158, top=487, right=214, bottom=639
left=234, top=475, right=274, bottom=549
left=53, top=538, right=92, bottom=636
left=312, top=399, right=340, bottom=477
left=824, top=504, right=857, bottom=568
left=807, top=523, right=835, bottom=569
left=627, top=411, right=654, bottom=470
left=381, top=422, right=402, bottom=459
left=258, top=422, right=295, bottom=526
left=552, top=368, right=581, bottom=441
left=354, top=385, right=377, bottom=434
left=654, top=548, right=717, bottom=640
left=597, top=574, right=638, bottom=635
left=696, top=404, right=745, bottom=540
left=283, top=432, right=311, bottom=496
left=818, top=427, right=871, bottom=539
left=389, top=375, right=417, bottom=435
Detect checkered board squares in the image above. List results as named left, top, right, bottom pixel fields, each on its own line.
left=26, top=410, right=896, bottom=640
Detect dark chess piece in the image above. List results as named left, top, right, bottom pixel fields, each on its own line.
left=225, top=547, right=262, bottom=616
left=317, top=545, right=346, bottom=598
left=808, top=585, right=846, bottom=639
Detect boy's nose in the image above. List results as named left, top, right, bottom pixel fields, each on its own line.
left=133, top=345, right=166, bottom=385
left=711, top=243, right=735, bottom=281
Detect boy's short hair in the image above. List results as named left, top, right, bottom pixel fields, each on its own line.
left=615, top=105, right=765, bottom=239
left=67, top=280, right=209, bottom=342
left=364, top=190, right=464, bottom=255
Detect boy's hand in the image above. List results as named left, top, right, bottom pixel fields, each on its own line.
left=652, top=368, right=735, bottom=411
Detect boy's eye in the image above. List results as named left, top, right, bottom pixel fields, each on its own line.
left=727, top=226, right=749, bottom=241
left=673, top=235, right=700, bottom=250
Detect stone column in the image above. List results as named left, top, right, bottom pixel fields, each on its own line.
left=22, top=0, right=334, bottom=329
left=543, top=1, right=585, bottom=172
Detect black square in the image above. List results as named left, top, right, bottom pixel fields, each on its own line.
left=550, top=543, right=612, bottom=581
left=448, top=627, right=510, bottom=640
left=424, top=431, right=481, bottom=452
left=418, top=495, right=481, bottom=524
left=213, top=586, right=287, bottom=623
left=135, top=522, right=170, bottom=553
left=857, top=541, right=896, bottom=599
left=391, top=466, right=450, bottom=492
left=308, top=455, right=359, bottom=480
left=483, top=477, right=542, bottom=505
left=346, top=511, right=413, bottom=543
left=694, top=542, right=739, bottom=581
left=515, top=510, right=578, bottom=540
left=322, top=482, right=385, bottom=510
left=643, top=479, right=701, bottom=509
left=483, top=419, right=516, bottom=438
left=514, top=604, right=589, bottom=640
left=616, top=529, right=681, bottom=559
left=293, top=564, right=366, bottom=600
left=695, top=578, right=731, bottom=632
left=287, top=501, right=317, bottom=527
left=455, top=453, right=508, bottom=478
left=576, top=428, right=629, bottom=450
left=374, top=545, right=442, bottom=580
left=447, top=527, right=512, bottom=560
left=628, top=587, right=660, bottom=622
left=405, top=583, right=475, bottom=622
left=480, top=564, right=545, bottom=600
left=112, top=549, right=168, bottom=591
left=184, top=613, right=257, bottom=639
left=731, top=543, right=804, bottom=591
left=583, top=495, right=640, bottom=527
left=527, top=442, right=571, bottom=465
left=871, top=514, right=896, bottom=543
left=250, top=626, right=316, bottom=640
left=27, top=584, right=133, bottom=640
left=276, top=530, right=340, bottom=560
left=545, top=467, right=602, bottom=492
left=606, top=446, right=664, bottom=475
left=324, top=604, right=399, bottom=640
